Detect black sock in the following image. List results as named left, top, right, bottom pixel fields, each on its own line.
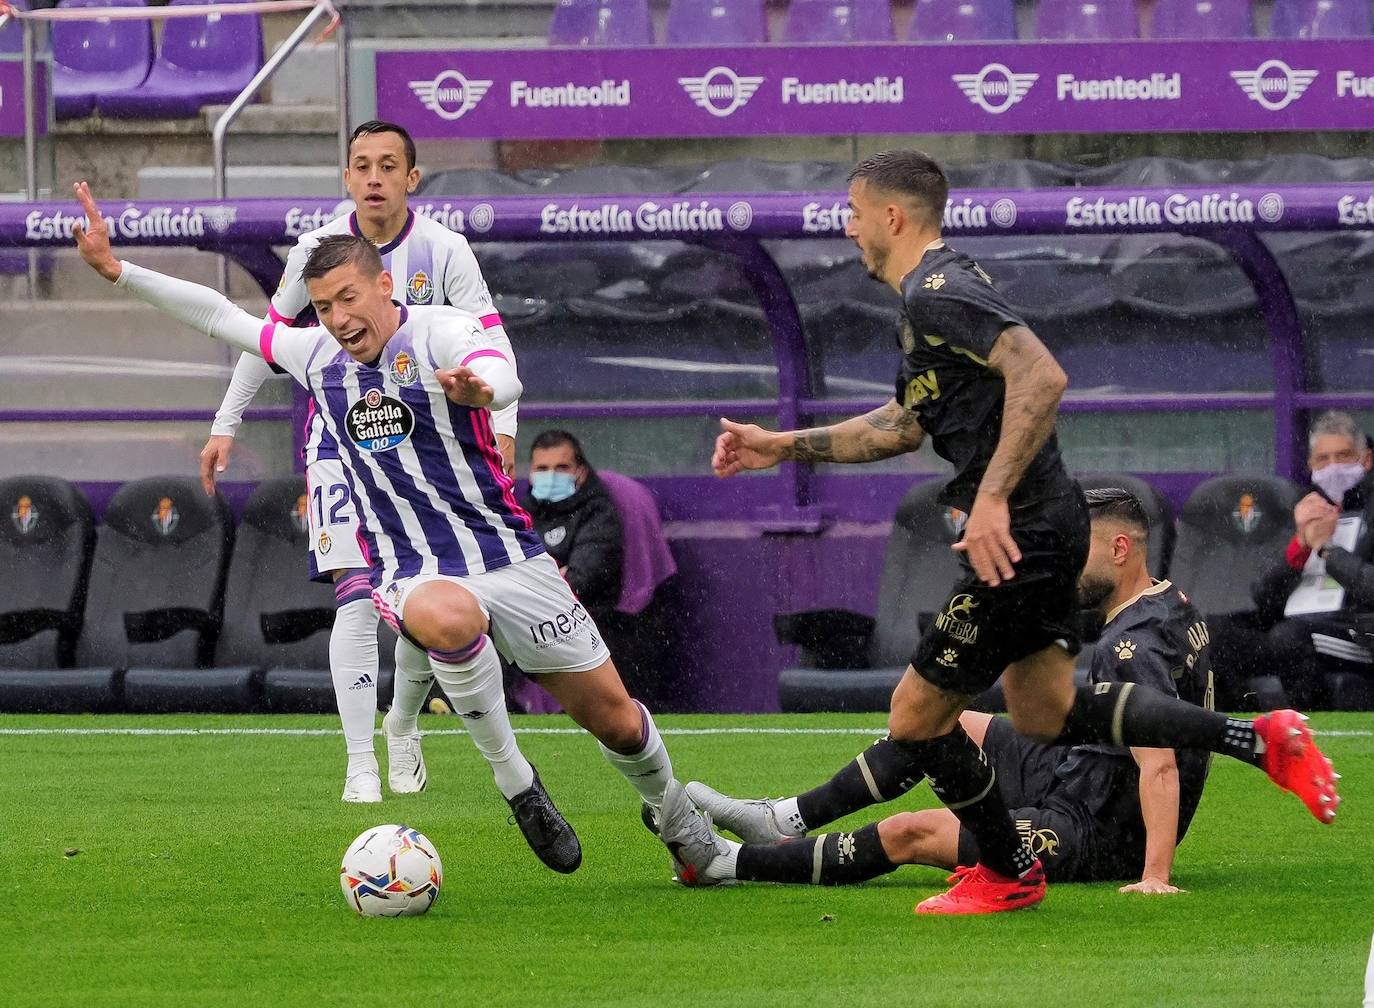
left=1056, top=683, right=1262, bottom=767
left=736, top=824, right=898, bottom=886
left=924, top=725, right=1034, bottom=879
left=795, top=736, right=929, bottom=831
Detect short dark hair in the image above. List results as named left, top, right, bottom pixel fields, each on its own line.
left=349, top=120, right=417, bottom=172
left=847, top=149, right=949, bottom=226
left=530, top=429, right=588, bottom=467
left=1084, top=487, right=1150, bottom=538
left=301, top=234, right=384, bottom=284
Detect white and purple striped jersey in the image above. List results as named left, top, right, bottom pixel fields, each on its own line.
left=260, top=303, right=543, bottom=582
left=212, top=208, right=515, bottom=462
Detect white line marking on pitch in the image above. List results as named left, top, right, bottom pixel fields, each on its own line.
left=0, top=726, right=1370, bottom=738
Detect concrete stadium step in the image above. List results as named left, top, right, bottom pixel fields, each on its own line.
left=350, top=0, right=558, bottom=39
left=265, top=43, right=339, bottom=107
left=137, top=164, right=343, bottom=200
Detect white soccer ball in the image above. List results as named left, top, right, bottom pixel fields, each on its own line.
left=340, top=824, right=443, bottom=917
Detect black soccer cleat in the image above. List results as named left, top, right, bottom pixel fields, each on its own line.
left=505, top=766, right=582, bottom=874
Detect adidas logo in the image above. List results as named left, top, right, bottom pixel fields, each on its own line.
left=348, top=674, right=375, bottom=691
left=457, top=709, right=485, bottom=720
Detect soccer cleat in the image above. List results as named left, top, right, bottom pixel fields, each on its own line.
left=640, top=800, right=660, bottom=837
left=914, top=860, right=1047, bottom=915
left=342, top=769, right=382, bottom=804
left=660, top=779, right=730, bottom=887
left=505, top=766, right=582, bottom=874
left=684, top=781, right=791, bottom=843
left=382, top=709, right=427, bottom=794
left=1253, top=709, right=1340, bottom=824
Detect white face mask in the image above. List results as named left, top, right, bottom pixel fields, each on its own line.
left=1312, top=462, right=1366, bottom=503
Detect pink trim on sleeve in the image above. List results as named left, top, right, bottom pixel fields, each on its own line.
left=266, top=304, right=293, bottom=325
left=479, top=312, right=503, bottom=329
left=259, top=322, right=277, bottom=366
left=459, top=348, right=508, bottom=368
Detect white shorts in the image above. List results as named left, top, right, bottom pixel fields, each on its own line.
left=374, top=553, right=610, bottom=674
left=306, top=457, right=368, bottom=581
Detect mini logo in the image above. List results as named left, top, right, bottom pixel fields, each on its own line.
left=291, top=493, right=309, bottom=534
left=1231, top=60, right=1318, bottom=111
left=318, top=530, right=333, bottom=554
left=945, top=593, right=978, bottom=622
left=953, top=63, right=1038, bottom=115
left=195, top=205, right=237, bottom=235
left=679, top=66, right=764, bottom=118
left=467, top=203, right=495, bottom=233
left=544, top=526, right=567, bottom=547
left=923, top=273, right=946, bottom=290
left=1233, top=492, right=1262, bottom=533
left=407, top=271, right=434, bottom=305
left=151, top=497, right=179, bottom=535
left=990, top=198, right=1018, bottom=228
left=1114, top=639, right=1136, bottom=660
left=945, top=507, right=968, bottom=537
left=726, top=201, right=754, bottom=231
left=938, top=648, right=959, bottom=667
left=390, top=350, right=420, bottom=387
left=348, top=673, right=373, bottom=691
left=10, top=495, right=36, bottom=533
left=409, top=70, right=493, bottom=121
left=1257, top=192, right=1285, bottom=223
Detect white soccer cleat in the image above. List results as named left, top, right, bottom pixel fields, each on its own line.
left=342, top=769, right=382, bottom=804
left=383, top=709, right=428, bottom=794
left=660, top=779, right=731, bottom=887
left=685, top=781, right=791, bottom=844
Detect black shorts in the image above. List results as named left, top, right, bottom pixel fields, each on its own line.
left=955, top=717, right=1144, bottom=883
left=914, top=488, right=1090, bottom=696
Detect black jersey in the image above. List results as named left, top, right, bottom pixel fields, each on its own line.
left=895, top=243, right=1075, bottom=512
left=1056, top=581, right=1214, bottom=841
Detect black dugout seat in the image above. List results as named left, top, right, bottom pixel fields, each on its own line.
left=93, top=477, right=239, bottom=712
left=0, top=476, right=103, bottom=712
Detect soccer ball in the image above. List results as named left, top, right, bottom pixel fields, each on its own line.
left=340, top=824, right=443, bottom=917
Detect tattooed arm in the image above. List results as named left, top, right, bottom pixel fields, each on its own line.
left=711, top=399, right=924, bottom=477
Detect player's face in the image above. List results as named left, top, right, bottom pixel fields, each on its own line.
left=845, top=179, right=891, bottom=282
left=307, top=261, right=398, bottom=363
left=1075, top=519, right=1120, bottom=612
left=344, top=132, right=419, bottom=224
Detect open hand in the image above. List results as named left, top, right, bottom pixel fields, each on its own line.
left=1119, top=878, right=1184, bottom=895
left=199, top=434, right=235, bottom=496
left=953, top=493, right=1021, bottom=586
left=435, top=366, right=493, bottom=407
left=71, top=181, right=121, bottom=282
left=712, top=418, right=785, bottom=477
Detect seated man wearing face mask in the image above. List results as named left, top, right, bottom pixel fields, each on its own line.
left=1214, top=411, right=1374, bottom=708
left=521, top=430, right=625, bottom=618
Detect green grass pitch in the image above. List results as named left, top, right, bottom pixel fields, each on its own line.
left=1, top=712, right=1368, bottom=1007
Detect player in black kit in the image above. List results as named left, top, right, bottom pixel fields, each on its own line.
left=670, top=489, right=1215, bottom=893
left=682, top=150, right=1338, bottom=914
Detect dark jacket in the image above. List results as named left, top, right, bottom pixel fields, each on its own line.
left=1252, top=474, right=1374, bottom=627
left=521, top=469, right=624, bottom=612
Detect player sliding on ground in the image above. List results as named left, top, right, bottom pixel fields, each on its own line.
left=72, top=182, right=675, bottom=876
left=680, top=150, right=1339, bottom=915
left=665, top=489, right=1220, bottom=894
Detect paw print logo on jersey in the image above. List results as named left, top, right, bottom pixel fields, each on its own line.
left=938, top=649, right=959, bottom=668
left=407, top=271, right=434, bottom=305
left=151, top=496, right=179, bottom=536
left=389, top=351, right=420, bottom=387
left=1114, top=639, right=1136, bottom=661
left=923, top=273, right=946, bottom=290
left=10, top=495, right=37, bottom=534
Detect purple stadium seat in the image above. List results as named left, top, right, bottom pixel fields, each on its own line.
left=548, top=0, right=654, bottom=43
left=0, top=0, right=28, bottom=54
left=1270, top=0, right=1370, bottom=37
left=665, top=0, right=768, bottom=43
left=97, top=0, right=263, bottom=119
left=783, top=0, right=894, bottom=41
left=1036, top=0, right=1140, bottom=38
left=909, top=0, right=1017, bottom=39
left=1150, top=0, right=1252, bottom=36
left=52, top=0, right=153, bottom=120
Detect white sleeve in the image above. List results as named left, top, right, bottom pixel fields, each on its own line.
left=269, top=239, right=315, bottom=323
left=210, top=351, right=278, bottom=438
left=433, top=315, right=521, bottom=412
left=442, top=237, right=518, bottom=439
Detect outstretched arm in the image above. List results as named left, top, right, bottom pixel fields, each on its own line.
left=1120, top=746, right=1184, bottom=895
left=712, top=399, right=924, bottom=477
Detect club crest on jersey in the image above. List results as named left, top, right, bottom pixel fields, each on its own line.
left=291, top=494, right=309, bottom=534
left=10, top=495, right=37, bottom=533
left=152, top=496, right=179, bottom=535
left=318, top=530, right=333, bottom=554
left=390, top=351, right=420, bottom=387
left=1232, top=493, right=1262, bottom=534
left=407, top=271, right=434, bottom=305
left=347, top=388, right=415, bottom=453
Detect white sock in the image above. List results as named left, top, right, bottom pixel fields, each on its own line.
left=772, top=797, right=807, bottom=836
left=704, top=838, right=742, bottom=882
left=428, top=637, right=534, bottom=799
left=330, top=597, right=379, bottom=777
left=598, top=700, right=674, bottom=809
left=387, top=637, right=434, bottom=737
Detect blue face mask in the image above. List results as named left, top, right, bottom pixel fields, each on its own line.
left=530, top=470, right=578, bottom=503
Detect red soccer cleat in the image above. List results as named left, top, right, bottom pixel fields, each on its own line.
left=1253, top=709, right=1341, bottom=824
left=914, top=860, right=1046, bottom=916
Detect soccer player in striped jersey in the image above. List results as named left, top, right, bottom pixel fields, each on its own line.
left=198, top=121, right=514, bottom=803
left=75, top=183, right=675, bottom=875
